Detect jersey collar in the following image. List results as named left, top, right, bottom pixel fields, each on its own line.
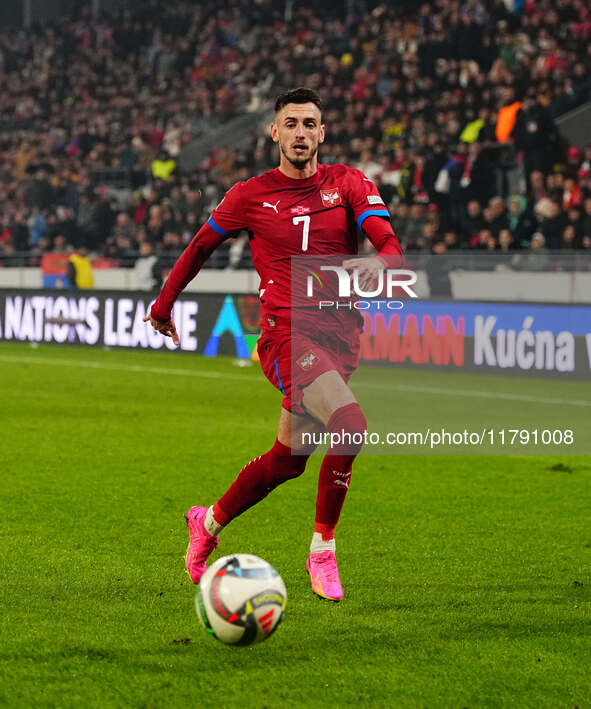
left=271, top=164, right=324, bottom=187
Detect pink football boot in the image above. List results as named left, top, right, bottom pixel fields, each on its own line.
left=184, top=506, right=219, bottom=584
left=306, top=550, right=344, bottom=601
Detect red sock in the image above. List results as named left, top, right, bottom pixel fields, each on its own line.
left=214, top=439, right=309, bottom=524
left=315, top=402, right=367, bottom=540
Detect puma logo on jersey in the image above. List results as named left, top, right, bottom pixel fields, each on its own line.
left=262, top=200, right=280, bottom=213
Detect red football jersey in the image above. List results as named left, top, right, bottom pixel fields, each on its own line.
left=150, top=163, right=401, bottom=323
left=209, top=163, right=391, bottom=313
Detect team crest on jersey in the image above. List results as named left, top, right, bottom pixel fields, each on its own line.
left=320, top=188, right=342, bottom=207
left=296, top=350, right=319, bottom=371
left=290, top=205, right=311, bottom=215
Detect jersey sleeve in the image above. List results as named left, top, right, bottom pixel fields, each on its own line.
left=208, top=181, right=247, bottom=235
left=362, top=215, right=404, bottom=267
left=345, top=168, right=391, bottom=229
left=150, top=221, right=226, bottom=321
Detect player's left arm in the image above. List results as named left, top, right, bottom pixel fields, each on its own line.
left=342, top=169, right=403, bottom=286
left=362, top=215, right=403, bottom=261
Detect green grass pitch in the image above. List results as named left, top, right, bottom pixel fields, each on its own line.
left=0, top=342, right=590, bottom=708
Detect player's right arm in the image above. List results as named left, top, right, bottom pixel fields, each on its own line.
left=145, top=183, right=247, bottom=344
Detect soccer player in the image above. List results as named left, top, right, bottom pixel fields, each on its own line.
left=144, top=88, right=402, bottom=601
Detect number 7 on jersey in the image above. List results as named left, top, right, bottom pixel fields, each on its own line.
left=293, top=215, right=310, bottom=251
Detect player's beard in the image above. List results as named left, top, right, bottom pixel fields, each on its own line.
left=280, top=141, right=318, bottom=169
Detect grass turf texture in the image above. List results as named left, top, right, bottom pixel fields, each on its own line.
left=0, top=342, right=590, bottom=708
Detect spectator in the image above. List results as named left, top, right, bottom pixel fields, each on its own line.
left=460, top=200, right=486, bottom=243
left=105, top=234, right=136, bottom=265
left=507, top=195, right=536, bottom=246
left=567, top=207, right=584, bottom=239
left=443, top=230, right=460, bottom=250
left=113, top=213, right=137, bottom=244
left=89, top=190, right=116, bottom=249
left=561, top=224, right=579, bottom=249
left=27, top=209, right=47, bottom=247
left=132, top=242, right=162, bottom=291
left=521, top=232, right=550, bottom=271
left=392, top=204, right=410, bottom=242
left=529, top=171, right=548, bottom=203
left=562, top=176, right=582, bottom=210
left=485, top=197, right=510, bottom=236
left=535, top=199, right=566, bottom=249
left=67, top=247, right=94, bottom=289
left=426, top=240, right=453, bottom=296
left=513, top=96, right=558, bottom=178
left=226, top=235, right=250, bottom=269
left=0, top=0, right=589, bottom=267
left=471, top=228, right=495, bottom=250
left=160, top=231, right=183, bottom=261
left=498, top=229, right=517, bottom=252
left=404, top=204, right=428, bottom=250
left=151, top=151, right=177, bottom=181
left=356, top=149, right=381, bottom=182
left=53, top=234, right=72, bottom=253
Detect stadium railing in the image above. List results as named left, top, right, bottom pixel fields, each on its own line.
left=1, top=251, right=590, bottom=305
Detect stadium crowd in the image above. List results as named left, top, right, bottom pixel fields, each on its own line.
left=0, top=0, right=590, bottom=272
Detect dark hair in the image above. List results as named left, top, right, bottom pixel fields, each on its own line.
left=274, top=87, right=322, bottom=115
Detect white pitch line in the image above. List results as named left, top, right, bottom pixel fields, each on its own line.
left=0, top=353, right=261, bottom=383
left=0, top=352, right=590, bottom=408
left=356, top=380, right=591, bottom=408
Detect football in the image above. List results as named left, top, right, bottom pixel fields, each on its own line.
left=195, top=554, right=287, bottom=646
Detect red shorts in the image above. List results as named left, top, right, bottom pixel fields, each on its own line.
left=257, top=326, right=361, bottom=416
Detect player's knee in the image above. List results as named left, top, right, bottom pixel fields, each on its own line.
left=326, top=402, right=367, bottom=455
left=348, top=403, right=367, bottom=437
left=264, top=440, right=309, bottom=488
left=279, top=452, right=308, bottom=481
left=328, top=402, right=367, bottom=435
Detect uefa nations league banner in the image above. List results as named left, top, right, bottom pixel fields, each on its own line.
left=0, top=290, right=262, bottom=360
left=0, top=290, right=590, bottom=379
